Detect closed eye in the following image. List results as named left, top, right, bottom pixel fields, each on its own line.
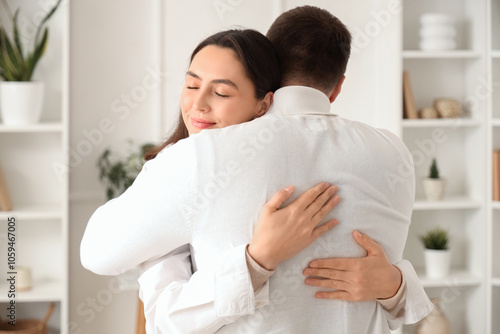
left=215, top=92, right=229, bottom=98
left=187, top=86, right=198, bottom=90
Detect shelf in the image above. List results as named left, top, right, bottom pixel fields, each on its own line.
left=413, top=197, right=481, bottom=210
left=0, top=122, right=63, bottom=133
left=0, top=203, right=62, bottom=220
left=0, top=278, right=63, bottom=302
left=492, top=119, right=500, bottom=127
left=492, top=201, right=500, bottom=210
left=403, top=50, right=482, bottom=59
left=493, top=278, right=500, bottom=287
left=492, top=50, right=500, bottom=59
left=402, top=118, right=481, bottom=128
left=416, top=268, right=482, bottom=288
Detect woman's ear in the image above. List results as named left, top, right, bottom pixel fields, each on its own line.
left=256, top=92, right=274, bottom=117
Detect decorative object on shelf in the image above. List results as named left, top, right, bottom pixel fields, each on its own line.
left=0, top=163, right=12, bottom=211
left=420, top=227, right=451, bottom=279
left=493, top=150, right=500, bottom=201
left=97, top=140, right=154, bottom=200
left=418, top=107, right=438, bottom=119
left=0, top=0, right=62, bottom=125
left=434, top=98, right=462, bottom=118
left=0, top=302, right=54, bottom=334
left=403, top=71, right=418, bottom=119
left=419, top=13, right=456, bottom=51
left=422, top=158, right=446, bottom=201
left=414, top=298, right=451, bottom=334
left=17, top=265, right=33, bottom=291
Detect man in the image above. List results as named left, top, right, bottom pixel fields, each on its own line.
left=82, top=6, right=433, bottom=333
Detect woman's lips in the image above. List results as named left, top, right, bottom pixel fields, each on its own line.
left=191, top=117, right=216, bottom=129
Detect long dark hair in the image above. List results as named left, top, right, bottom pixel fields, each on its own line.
left=144, top=29, right=281, bottom=161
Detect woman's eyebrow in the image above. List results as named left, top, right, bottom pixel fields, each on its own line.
left=186, top=71, right=238, bottom=90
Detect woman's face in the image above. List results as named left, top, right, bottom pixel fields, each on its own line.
left=181, top=45, right=269, bottom=135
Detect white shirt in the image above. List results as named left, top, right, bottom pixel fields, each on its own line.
left=81, top=86, right=433, bottom=333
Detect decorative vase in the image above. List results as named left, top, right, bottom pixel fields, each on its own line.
left=415, top=298, right=451, bottom=334
left=424, top=249, right=451, bottom=278
left=0, top=81, right=45, bottom=125
left=422, top=178, right=446, bottom=201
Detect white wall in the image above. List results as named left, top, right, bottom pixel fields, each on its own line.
left=70, top=1, right=401, bottom=333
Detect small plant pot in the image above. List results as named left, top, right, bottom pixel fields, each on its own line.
left=424, top=249, right=451, bottom=279
left=0, top=81, right=45, bottom=125
left=423, top=178, right=446, bottom=201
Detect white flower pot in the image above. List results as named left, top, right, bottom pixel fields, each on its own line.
left=0, top=81, right=45, bottom=125
left=423, top=178, right=446, bottom=201
left=425, top=249, right=451, bottom=279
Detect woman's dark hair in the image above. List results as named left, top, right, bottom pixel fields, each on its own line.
left=144, top=29, right=281, bottom=161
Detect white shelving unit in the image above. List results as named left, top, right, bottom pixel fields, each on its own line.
left=400, top=0, right=490, bottom=333
left=0, top=1, right=69, bottom=332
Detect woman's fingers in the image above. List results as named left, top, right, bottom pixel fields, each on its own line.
left=312, top=219, right=338, bottom=239
left=311, top=195, right=340, bottom=225
left=304, top=185, right=338, bottom=217
left=292, top=182, right=331, bottom=211
left=264, top=185, right=295, bottom=211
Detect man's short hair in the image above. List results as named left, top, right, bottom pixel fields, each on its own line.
left=266, top=6, right=352, bottom=93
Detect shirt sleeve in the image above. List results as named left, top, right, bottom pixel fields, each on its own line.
left=80, top=140, right=198, bottom=275
left=378, top=259, right=434, bottom=330
left=139, top=244, right=271, bottom=334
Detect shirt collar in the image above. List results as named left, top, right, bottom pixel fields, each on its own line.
left=267, top=85, right=333, bottom=116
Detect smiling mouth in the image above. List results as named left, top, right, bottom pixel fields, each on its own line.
left=191, top=117, right=216, bottom=129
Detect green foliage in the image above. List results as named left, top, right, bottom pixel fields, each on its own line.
left=429, top=158, right=439, bottom=179
left=0, top=0, right=61, bottom=81
left=420, top=227, right=449, bottom=250
left=97, top=140, right=155, bottom=200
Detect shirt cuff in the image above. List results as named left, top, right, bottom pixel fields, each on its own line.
left=377, top=270, right=406, bottom=312
left=245, top=245, right=275, bottom=292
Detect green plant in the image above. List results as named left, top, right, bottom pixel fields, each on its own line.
left=97, top=140, right=154, bottom=200
left=0, top=0, right=62, bottom=81
left=420, top=227, right=449, bottom=250
left=429, top=158, right=439, bottom=179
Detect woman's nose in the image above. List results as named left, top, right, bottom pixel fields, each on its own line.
left=192, top=89, right=210, bottom=113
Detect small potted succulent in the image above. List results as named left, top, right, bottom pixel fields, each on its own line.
left=420, top=227, right=451, bottom=279
left=422, top=158, right=446, bottom=201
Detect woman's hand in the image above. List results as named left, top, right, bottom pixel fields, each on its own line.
left=248, top=183, right=340, bottom=270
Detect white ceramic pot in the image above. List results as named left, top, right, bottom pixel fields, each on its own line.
left=423, top=178, right=446, bottom=201
left=0, top=81, right=45, bottom=125
left=425, top=249, right=451, bottom=279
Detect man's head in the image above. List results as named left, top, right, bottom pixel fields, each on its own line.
left=266, top=6, right=351, bottom=101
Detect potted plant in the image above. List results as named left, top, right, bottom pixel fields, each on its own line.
left=422, top=158, right=446, bottom=201
left=97, top=140, right=154, bottom=200
left=0, top=0, right=62, bottom=125
left=420, top=227, right=451, bottom=279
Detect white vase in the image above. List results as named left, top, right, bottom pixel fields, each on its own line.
left=425, top=249, right=451, bottom=278
left=0, top=81, right=45, bottom=125
left=423, top=178, right=446, bottom=201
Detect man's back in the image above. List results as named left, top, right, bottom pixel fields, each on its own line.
left=189, top=86, right=414, bottom=333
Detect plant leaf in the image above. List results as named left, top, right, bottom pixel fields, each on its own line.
left=13, top=9, right=23, bottom=60
left=27, top=28, right=48, bottom=80
left=34, top=0, right=62, bottom=45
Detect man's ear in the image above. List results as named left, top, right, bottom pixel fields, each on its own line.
left=328, top=75, right=345, bottom=103
left=256, top=92, right=274, bottom=117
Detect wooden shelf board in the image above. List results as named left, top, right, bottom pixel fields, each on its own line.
left=403, top=50, right=481, bottom=59
left=413, top=197, right=481, bottom=210
left=0, top=203, right=62, bottom=220
left=0, top=278, right=63, bottom=302
left=415, top=268, right=482, bottom=288
left=402, top=118, right=481, bottom=128
left=0, top=122, right=63, bottom=133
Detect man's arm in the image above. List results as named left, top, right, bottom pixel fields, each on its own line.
left=304, top=231, right=433, bottom=330
left=139, top=244, right=274, bottom=334
left=80, top=140, right=197, bottom=275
